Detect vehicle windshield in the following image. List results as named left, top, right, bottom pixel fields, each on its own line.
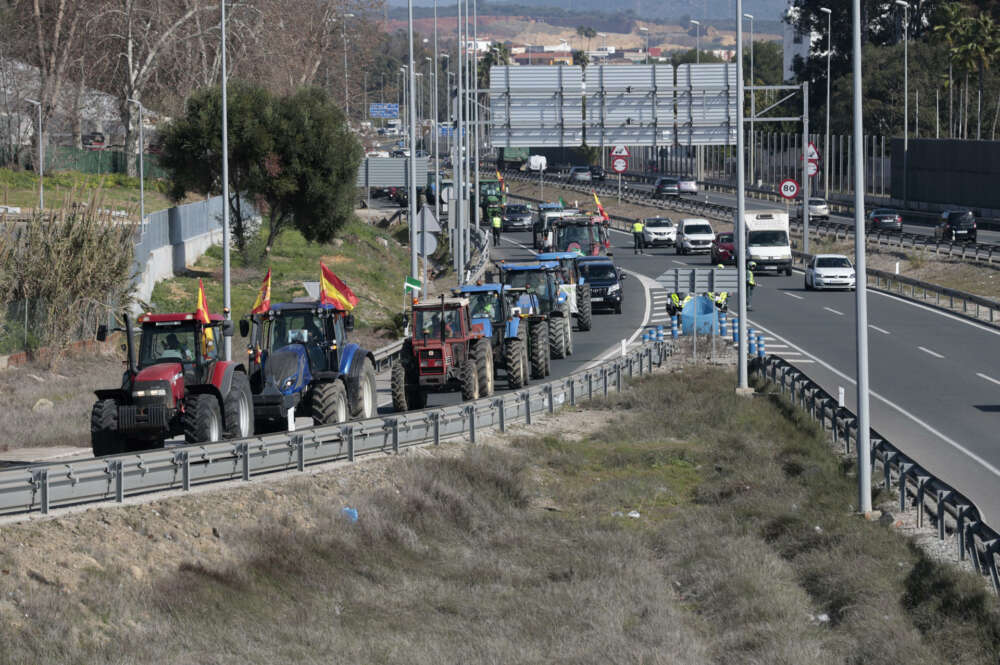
left=481, top=184, right=501, bottom=196
left=503, top=270, right=552, bottom=296
left=505, top=205, right=529, bottom=215
left=716, top=233, right=733, bottom=243
left=270, top=311, right=329, bottom=350
left=872, top=209, right=894, bottom=216
left=467, top=292, right=501, bottom=321
left=816, top=257, right=852, bottom=269
left=659, top=178, right=679, bottom=186
left=415, top=308, right=462, bottom=339
left=684, top=224, right=713, bottom=236
left=809, top=198, right=827, bottom=205
left=556, top=224, right=596, bottom=251
left=138, top=321, right=212, bottom=367
left=644, top=218, right=674, bottom=228
left=748, top=230, right=788, bottom=246
left=947, top=212, right=975, bottom=225
left=579, top=263, right=617, bottom=281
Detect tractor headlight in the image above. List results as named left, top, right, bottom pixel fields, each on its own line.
left=132, top=388, right=167, bottom=398
left=283, top=377, right=297, bottom=390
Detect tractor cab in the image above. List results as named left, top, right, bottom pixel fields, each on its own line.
left=552, top=216, right=608, bottom=256
left=498, top=261, right=566, bottom=317
left=536, top=252, right=585, bottom=286
left=245, top=303, right=351, bottom=377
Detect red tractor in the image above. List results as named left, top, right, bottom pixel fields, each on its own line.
left=552, top=216, right=611, bottom=256
left=391, top=296, right=494, bottom=411
left=90, top=311, right=254, bottom=456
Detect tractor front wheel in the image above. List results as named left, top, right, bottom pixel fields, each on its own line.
left=528, top=319, right=549, bottom=378
left=460, top=359, right=480, bottom=401
left=506, top=338, right=526, bottom=389
left=183, top=394, right=222, bottom=444
left=312, top=380, right=349, bottom=426
left=90, top=398, right=125, bottom=457
left=549, top=316, right=567, bottom=359
left=391, top=362, right=426, bottom=411
left=472, top=341, right=495, bottom=397
left=351, top=357, right=378, bottom=419
left=223, top=372, right=254, bottom=439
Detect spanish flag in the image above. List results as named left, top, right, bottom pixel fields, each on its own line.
left=320, top=262, right=359, bottom=311
left=195, top=279, right=215, bottom=354
left=251, top=269, right=272, bottom=314
left=495, top=169, right=504, bottom=183
left=593, top=191, right=609, bottom=222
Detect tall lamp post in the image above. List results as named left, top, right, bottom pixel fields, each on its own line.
left=744, top=13, right=754, bottom=185
left=24, top=98, right=43, bottom=210
left=820, top=7, right=832, bottom=199
left=220, top=0, right=232, bottom=360
left=690, top=19, right=701, bottom=179
left=342, top=13, right=355, bottom=121
left=689, top=19, right=700, bottom=63
left=895, top=0, right=909, bottom=205
left=127, top=98, right=145, bottom=224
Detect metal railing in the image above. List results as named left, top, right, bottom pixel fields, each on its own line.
left=0, top=339, right=670, bottom=517
left=752, top=355, right=1000, bottom=594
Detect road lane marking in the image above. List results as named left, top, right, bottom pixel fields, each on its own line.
left=748, top=320, right=1000, bottom=485
left=978, top=373, right=1000, bottom=387
left=671, top=260, right=686, bottom=265
left=823, top=307, right=844, bottom=316
left=869, top=324, right=891, bottom=335
left=918, top=346, right=944, bottom=359
left=783, top=291, right=804, bottom=300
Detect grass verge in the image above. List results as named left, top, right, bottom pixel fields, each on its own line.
left=2, top=366, right=999, bottom=663
left=0, top=168, right=176, bottom=213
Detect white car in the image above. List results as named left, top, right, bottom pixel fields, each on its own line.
left=642, top=217, right=676, bottom=247
left=799, top=197, right=830, bottom=220
left=804, top=254, right=856, bottom=291
left=677, top=176, right=698, bottom=195
left=675, top=218, right=715, bottom=255
left=567, top=166, right=592, bottom=182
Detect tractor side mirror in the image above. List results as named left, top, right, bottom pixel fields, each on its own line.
left=619, top=272, right=627, bottom=280
left=222, top=320, right=235, bottom=337
left=344, top=314, right=355, bottom=332
left=96, top=324, right=108, bottom=342
left=239, top=319, right=250, bottom=337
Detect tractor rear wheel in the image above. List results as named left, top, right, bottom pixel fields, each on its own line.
left=312, top=380, right=349, bottom=426
left=549, top=316, right=567, bottom=359
left=183, top=394, right=222, bottom=444
left=577, top=284, right=593, bottom=331
left=90, top=398, right=125, bottom=457
left=472, top=341, right=494, bottom=396
left=223, top=372, right=254, bottom=439
left=460, top=359, right=480, bottom=401
left=350, top=357, right=377, bottom=419
left=506, top=338, right=526, bottom=389
left=528, top=320, right=549, bottom=379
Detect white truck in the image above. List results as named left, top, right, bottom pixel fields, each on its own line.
left=527, top=154, right=547, bottom=172
left=744, top=210, right=792, bottom=275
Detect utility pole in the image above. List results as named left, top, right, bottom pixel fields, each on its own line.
left=455, top=0, right=465, bottom=281
left=820, top=6, right=831, bottom=199
left=896, top=0, right=909, bottom=206
left=220, top=0, right=232, bottom=360
left=744, top=13, right=754, bottom=186
left=407, top=0, right=418, bottom=279
left=342, top=13, right=354, bottom=121
left=473, top=0, right=480, bottom=235
left=801, top=81, right=810, bottom=255
left=735, top=0, right=749, bottom=394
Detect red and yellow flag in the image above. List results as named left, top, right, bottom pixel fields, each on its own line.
left=195, top=279, right=215, bottom=355
left=496, top=169, right=504, bottom=183
left=593, top=191, right=609, bottom=222
left=320, top=262, right=359, bottom=311
left=251, top=269, right=272, bottom=314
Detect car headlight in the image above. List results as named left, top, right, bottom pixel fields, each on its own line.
left=607, top=283, right=620, bottom=293
left=132, top=388, right=167, bottom=398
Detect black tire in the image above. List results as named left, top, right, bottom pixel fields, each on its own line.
left=183, top=393, right=222, bottom=444
left=350, top=357, right=377, bottom=419
left=564, top=315, right=574, bottom=355
left=472, top=341, right=495, bottom=396
left=506, top=337, right=526, bottom=389
left=223, top=372, right=254, bottom=439
left=90, top=398, right=125, bottom=457
left=615, top=301, right=622, bottom=314
left=804, top=276, right=812, bottom=290
left=577, top=284, right=593, bottom=331
left=528, top=319, right=550, bottom=378
left=311, top=380, right=349, bottom=426
left=391, top=360, right=426, bottom=411
left=785, top=266, right=793, bottom=276
left=549, top=316, right=567, bottom=359
left=460, top=359, right=480, bottom=401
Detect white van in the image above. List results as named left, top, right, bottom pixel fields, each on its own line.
left=745, top=210, right=792, bottom=275
left=675, top=218, right=715, bottom=255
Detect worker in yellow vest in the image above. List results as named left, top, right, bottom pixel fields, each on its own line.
left=492, top=213, right=502, bottom=246
left=631, top=219, right=645, bottom=255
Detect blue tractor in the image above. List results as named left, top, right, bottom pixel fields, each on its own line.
left=498, top=261, right=574, bottom=360
left=456, top=283, right=550, bottom=388
left=537, top=251, right=593, bottom=331
left=240, top=302, right=378, bottom=431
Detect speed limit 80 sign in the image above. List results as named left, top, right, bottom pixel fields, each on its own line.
left=779, top=179, right=800, bottom=200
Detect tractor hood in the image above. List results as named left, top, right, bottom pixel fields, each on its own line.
left=134, top=363, right=185, bottom=404
left=265, top=345, right=312, bottom=395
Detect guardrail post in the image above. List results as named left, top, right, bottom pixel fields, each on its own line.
left=587, top=372, right=593, bottom=400
left=390, top=418, right=399, bottom=453
left=957, top=505, right=971, bottom=561
left=238, top=442, right=250, bottom=481
left=616, top=363, right=623, bottom=393
left=937, top=490, right=954, bottom=540
left=346, top=426, right=355, bottom=461
left=174, top=450, right=191, bottom=490
left=430, top=412, right=440, bottom=445
left=568, top=379, right=575, bottom=406
left=898, top=463, right=914, bottom=512
left=602, top=368, right=608, bottom=397
left=523, top=391, right=532, bottom=425
left=494, top=398, right=506, bottom=432
left=291, top=434, right=304, bottom=471
left=468, top=406, right=476, bottom=443
left=111, top=459, right=124, bottom=503
left=882, top=451, right=897, bottom=491
left=546, top=384, right=554, bottom=414
left=966, top=522, right=983, bottom=573
left=915, top=476, right=930, bottom=528
left=32, top=469, right=49, bottom=515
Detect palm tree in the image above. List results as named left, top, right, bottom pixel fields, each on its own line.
left=962, top=15, right=1000, bottom=139
left=572, top=49, right=590, bottom=69
left=933, top=2, right=967, bottom=137
left=576, top=26, right=597, bottom=51
left=477, top=42, right=510, bottom=90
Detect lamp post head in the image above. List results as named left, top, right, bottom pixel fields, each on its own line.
left=819, top=6, right=832, bottom=13
left=894, top=0, right=907, bottom=7
left=25, top=98, right=40, bottom=106
left=638, top=26, right=648, bottom=32
left=689, top=19, right=699, bottom=25
left=743, top=13, right=753, bottom=20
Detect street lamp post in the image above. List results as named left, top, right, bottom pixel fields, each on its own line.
left=24, top=99, right=43, bottom=210
left=342, top=13, right=355, bottom=121
left=896, top=0, right=909, bottom=205
left=744, top=13, right=754, bottom=185
left=220, top=0, right=232, bottom=360
left=689, top=19, right=700, bottom=63
left=127, top=98, right=145, bottom=224
left=821, top=7, right=832, bottom=199
left=690, top=19, right=701, bottom=179
left=406, top=0, right=418, bottom=280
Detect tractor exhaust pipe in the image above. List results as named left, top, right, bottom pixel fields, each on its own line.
left=123, top=313, right=137, bottom=377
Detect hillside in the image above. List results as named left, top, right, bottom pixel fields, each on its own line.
left=389, top=0, right=791, bottom=22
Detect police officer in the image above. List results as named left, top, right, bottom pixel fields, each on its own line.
left=631, top=219, right=645, bottom=255
left=746, top=261, right=757, bottom=311
left=492, top=213, right=502, bottom=246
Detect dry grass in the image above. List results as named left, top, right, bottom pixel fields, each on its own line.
left=2, top=367, right=1000, bottom=664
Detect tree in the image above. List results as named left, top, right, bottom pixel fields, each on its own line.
left=477, top=41, right=510, bottom=89
left=572, top=49, right=589, bottom=68
left=576, top=25, right=597, bottom=51
left=159, top=83, right=362, bottom=258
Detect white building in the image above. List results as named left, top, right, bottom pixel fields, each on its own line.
left=782, top=1, right=816, bottom=81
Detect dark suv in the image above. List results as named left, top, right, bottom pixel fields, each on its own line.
left=935, top=210, right=977, bottom=243
left=578, top=257, right=626, bottom=314
left=589, top=165, right=606, bottom=181
left=654, top=176, right=680, bottom=198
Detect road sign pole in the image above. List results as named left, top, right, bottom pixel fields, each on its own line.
left=618, top=172, right=621, bottom=205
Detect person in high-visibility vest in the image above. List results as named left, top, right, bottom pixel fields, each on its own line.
left=747, top=262, right=757, bottom=311
left=492, top=214, right=502, bottom=246
left=631, top=219, right=645, bottom=255
left=665, top=292, right=692, bottom=317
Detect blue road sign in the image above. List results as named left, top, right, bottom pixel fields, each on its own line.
left=369, top=103, right=400, bottom=119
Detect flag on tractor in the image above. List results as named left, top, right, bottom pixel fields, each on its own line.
left=251, top=268, right=272, bottom=314
left=195, top=279, right=215, bottom=355
left=320, top=262, right=359, bottom=311
left=559, top=196, right=567, bottom=208
left=593, top=191, right=609, bottom=222
left=495, top=169, right=503, bottom=183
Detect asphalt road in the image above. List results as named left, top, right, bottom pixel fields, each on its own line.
left=595, top=222, right=1000, bottom=523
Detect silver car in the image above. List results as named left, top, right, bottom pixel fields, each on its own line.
left=800, top=197, right=830, bottom=220
left=677, top=176, right=698, bottom=195
left=642, top=217, right=677, bottom=247
left=804, top=254, right=856, bottom=291
left=567, top=166, right=592, bottom=182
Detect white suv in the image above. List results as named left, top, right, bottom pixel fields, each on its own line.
left=675, top=219, right=715, bottom=255
left=642, top=217, right=676, bottom=247
left=567, top=166, right=592, bottom=182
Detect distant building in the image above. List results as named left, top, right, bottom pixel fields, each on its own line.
left=511, top=51, right=573, bottom=66
left=783, top=0, right=815, bottom=81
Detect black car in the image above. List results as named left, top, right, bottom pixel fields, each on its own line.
left=578, top=257, right=626, bottom=314
left=589, top=165, right=606, bottom=181
left=654, top=176, right=680, bottom=198
left=935, top=210, right=977, bottom=243
left=866, top=209, right=903, bottom=233
left=502, top=203, right=533, bottom=231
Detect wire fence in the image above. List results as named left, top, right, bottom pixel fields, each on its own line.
left=0, top=297, right=112, bottom=357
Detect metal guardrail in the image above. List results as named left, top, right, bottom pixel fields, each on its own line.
left=751, top=354, right=1000, bottom=594
left=0, top=337, right=670, bottom=517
